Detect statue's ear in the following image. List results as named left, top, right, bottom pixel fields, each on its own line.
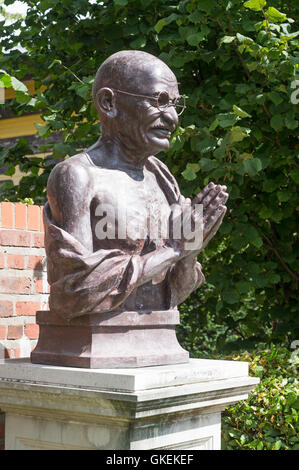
left=96, top=88, right=117, bottom=118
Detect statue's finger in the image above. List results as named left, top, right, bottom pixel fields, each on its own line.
left=203, top=205, right=227, bottom=236
left=220, top=191, right=229, bottom=204
left=196, top=183, right=227, bottom=206
left=202, top=185, right=223, bottom=209
left=207, top=191, right=229, bottom=212
left=202, top=196, right=225, bottom=224
left=192, top=182, right=215, bottom=205
left=203, top=211, right=226, bottom=247
left=202, top=219, right=224, bottom=250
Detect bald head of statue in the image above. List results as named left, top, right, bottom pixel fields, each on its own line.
left=92, top=50, right=180, bottom=157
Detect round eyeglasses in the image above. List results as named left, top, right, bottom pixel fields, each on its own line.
left=111, top=89, right=186, bottom=116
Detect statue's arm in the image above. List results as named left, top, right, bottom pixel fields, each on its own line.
left=167, top=254, right=205, bottom=306
left=137, top=244, right=184, bottom=287
left=46, top=161, right=93, bottom=251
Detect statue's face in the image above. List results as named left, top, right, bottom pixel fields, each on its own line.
left=114, top=61, right=180, bottom=157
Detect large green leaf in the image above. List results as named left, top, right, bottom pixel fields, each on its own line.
left=218, top=112, right=238, bottom=128
left=243, top=157, right=262, bottom=176
left=264, top=7, right=287, bottom=22
left=34, top=123, right=50, bottom=137
left=243, top=0, right=266, bottom=11
left=230, top=126, right=250, bottom=143
left=233, top=105, right=251, bottom=118
left=11, top=77, right=28, bottom=93
left=270, top=114, right=284, bottom=132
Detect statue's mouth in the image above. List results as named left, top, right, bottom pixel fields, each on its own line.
left=150, top=126, right=172, bottom=138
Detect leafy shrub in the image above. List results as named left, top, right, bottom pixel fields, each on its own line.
left=221, top=347, right=299, bottom=450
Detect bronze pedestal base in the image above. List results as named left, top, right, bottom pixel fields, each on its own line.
left=31, top=309, right=189, bottom=368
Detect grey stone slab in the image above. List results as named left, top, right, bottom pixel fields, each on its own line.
left=0, top=357, right=248, bottom=392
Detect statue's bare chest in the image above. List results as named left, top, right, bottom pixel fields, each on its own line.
left=90, top=167, right=170, bottom=246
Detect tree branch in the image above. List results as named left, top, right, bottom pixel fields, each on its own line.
left=262, top=233, right=299, bottom=284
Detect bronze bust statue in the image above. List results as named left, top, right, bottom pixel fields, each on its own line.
left=31, top=50, right=228, bottom=368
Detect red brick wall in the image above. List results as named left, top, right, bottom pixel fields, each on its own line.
left=0, top=202, right=49, bottom=450
left=0, top=202, right=49, bottom=358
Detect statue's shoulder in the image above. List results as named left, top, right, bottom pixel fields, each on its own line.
left=49, top=152, right=91, bottom=178
left=47, top=152, right=91, bottom=191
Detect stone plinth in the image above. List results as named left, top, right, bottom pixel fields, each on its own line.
left=0, top=358, right=259, bottom=450
left=31, top=309, right=189, bottom=368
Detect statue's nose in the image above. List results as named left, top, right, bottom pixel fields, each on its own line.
left=161, top=105, right=179, bottom=131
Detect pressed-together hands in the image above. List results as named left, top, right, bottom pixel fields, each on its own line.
left=167, top=182, right=229, bottom=258
left=139, top=182, right=228, bottom=287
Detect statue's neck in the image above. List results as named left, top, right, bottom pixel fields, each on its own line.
left=86, top=136, right=149, bottom=173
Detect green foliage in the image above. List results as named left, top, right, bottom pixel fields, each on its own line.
left=0, top=0, right=298, bottom=348
left=221, top=347, right=299, bottom=450
left=0, top=0, right=24, bottom=21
